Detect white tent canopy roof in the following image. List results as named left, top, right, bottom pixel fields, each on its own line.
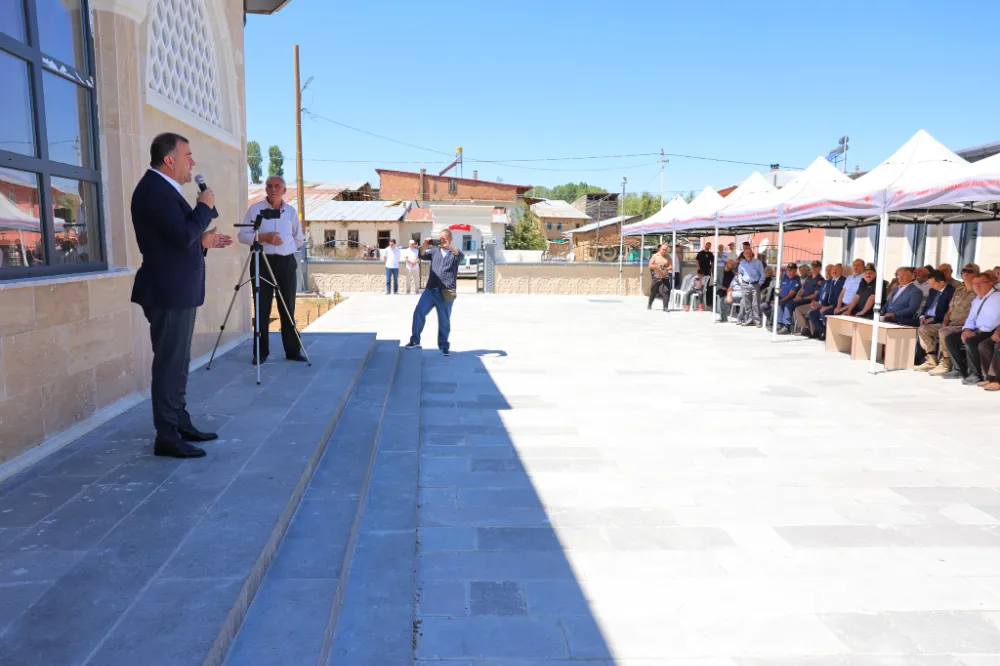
left=713, top=171, right=777, bottom=223
left=621, top=194, right=688, bottom=235
left=784, top=129, right=969, bottom=223
left=672, top=186, right=724, bottom=232
left=887, top=146, right=1000, bottom=212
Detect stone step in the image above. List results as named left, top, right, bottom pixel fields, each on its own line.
left=223, top=340, right=405, bottom=666
left=0, top=332, right=376, bottom=666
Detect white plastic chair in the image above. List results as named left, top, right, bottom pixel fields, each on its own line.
left=670, top=273, right=696, bottom=310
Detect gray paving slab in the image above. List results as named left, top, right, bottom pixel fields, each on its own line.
left=0, top=332, right=376, bottom=666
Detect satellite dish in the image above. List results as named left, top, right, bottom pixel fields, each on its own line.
left=758, top=237, right=769, bottom=254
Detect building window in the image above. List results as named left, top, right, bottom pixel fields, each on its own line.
left=448, top=179, right=457, bottom=195
left=843, top=228, right=856, bottom=264
left=0, top=0, right=103, bottom=278
left=557, top=222, right=563, bottom=231
left=347, top=230, right=359, bottom=248
left=323, top=230, right=336, bottom=247
left=910, top=223, right=927, bottom=266
left=958, top=222, right=979, bottom=268
left=546, top=221, right=552, bottom=230
left=377, top=230, right=390, bottom=249
left=411, top=231, right=421, bottom=245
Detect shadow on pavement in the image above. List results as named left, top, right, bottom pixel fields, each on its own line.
left=413, top=347, right=617, bottom=663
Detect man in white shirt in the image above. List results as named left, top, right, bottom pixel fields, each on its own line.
left=238, top=175, right=305, bottom=363
left=381, top=238, right=401, bottom=294
left=834, top=259, right=865, bottom=316
left=403, top=239, right=420, bottom=294
left=942, top=271, right=1000, bottom=384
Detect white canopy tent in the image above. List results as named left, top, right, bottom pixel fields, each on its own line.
left=620, top=194, right=688, bottom=236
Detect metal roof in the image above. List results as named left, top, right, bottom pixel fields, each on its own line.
left=309, top=200, right=412, bottom=222
left=563, top=214, right=641, bottom=235
left=244, top=0, right=294, bottom=15
left=530, top=199, right=591, bottom=221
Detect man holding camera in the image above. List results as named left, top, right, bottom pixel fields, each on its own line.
left=238, top=175, right=306, bottom=364
left=405, top=229, right=463, bottom=356
left=131, top=133, right=232, bottom=459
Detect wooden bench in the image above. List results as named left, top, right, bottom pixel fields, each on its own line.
left=824, top=315, right=917, bottom=371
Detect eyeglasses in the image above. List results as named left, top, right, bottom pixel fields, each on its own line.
left=962, top=268, right=975, bottom=273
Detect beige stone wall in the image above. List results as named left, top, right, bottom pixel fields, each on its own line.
left=308, top=261, right=393, bottom=294
left=0, top=0, right=249, bottom=466
left=496, top=264, right=643, bottom=296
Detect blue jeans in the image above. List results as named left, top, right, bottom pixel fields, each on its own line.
left=410, top=287, right=453, bottom=351
left=385, top=267, right=398, bottom=293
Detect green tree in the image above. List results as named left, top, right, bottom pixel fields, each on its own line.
left=623, top=192, right=662, bottom=219
left=504, top=204, right=548, bottom=251
left=684, top=189, right=696, bottom=203
left=526, top=181, right=606, bottom=203
left=247, top=141, right=263, bottom=184
left=268, top=145, right=284, bottom=178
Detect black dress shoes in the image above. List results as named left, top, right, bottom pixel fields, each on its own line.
left=286, top=352, right=308, bottom=362
left=251, top=355, right=268, bottom=365
left=154, top=438, right=206, bottom=458
left=180, top=427, right=218, bottom=442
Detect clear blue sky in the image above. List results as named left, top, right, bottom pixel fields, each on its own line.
left=245, top=0, right=999, bottom=196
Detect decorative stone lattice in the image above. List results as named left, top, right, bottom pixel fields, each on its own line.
left=147, top=0, right=222, bottom=127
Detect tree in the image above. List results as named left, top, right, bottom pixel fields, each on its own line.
left=504, top=204, right=547, bottom=251
left=526, top=181, right=606, bottom=203
left=684, top=190, right=696, bottom=203
left=268, top=145, right=284, bottom=178
left=247, top=141, right=263, bottom=184
left=623, top=192, right=662, bottom=220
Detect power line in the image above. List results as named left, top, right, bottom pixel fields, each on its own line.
left=302, top=110, right=454, bottom=158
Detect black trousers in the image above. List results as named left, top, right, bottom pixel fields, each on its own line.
left=144, top=307, right=197, bottom=443
left=251, top=253, right=300, bottom=359
left=944, top=329, right=993, bottom=378
left=648, top=277, right=670, bottom=310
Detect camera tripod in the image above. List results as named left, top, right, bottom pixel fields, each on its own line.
left=206, top=212, right=311, bottom=385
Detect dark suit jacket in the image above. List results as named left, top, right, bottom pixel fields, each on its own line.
left=821, top=276, right=846, bottom=307
left=130, top=170, right=218, bottom=310
left=919, top=283, right=955, bottom=324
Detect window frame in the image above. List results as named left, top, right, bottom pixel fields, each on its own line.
left=0, top=0, right=105, bottom=280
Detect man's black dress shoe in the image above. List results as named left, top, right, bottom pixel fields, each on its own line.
left=251, top=355, right=268, bottom=365
left=180, top=427, right=218, bottom=442
left=286, top=352, right=308, bottom=362
left=154, top=439, right=206, bottom=458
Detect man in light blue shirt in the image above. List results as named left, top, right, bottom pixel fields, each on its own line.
left=736, top=245, right=764, bottom=327
left=834, top=259, right=865, bottom=315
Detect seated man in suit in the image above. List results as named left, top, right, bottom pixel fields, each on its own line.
left=790, top=261, right=826, bottom=335
left=807, top=263, right=845, bottom=340
left=881, top=266, right=922, bottom=327
left=914, top=269, right=956, bottom=371
left=131, top=133, right=232, bottom=459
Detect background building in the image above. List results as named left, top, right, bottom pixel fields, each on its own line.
left=530, top=199, right=591, bottom=241
left=0, top=0, right=289, bottom=471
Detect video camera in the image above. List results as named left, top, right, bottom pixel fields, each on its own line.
left=235, top=207, right=281, bottom=230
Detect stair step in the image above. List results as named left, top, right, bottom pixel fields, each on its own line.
left=224, top=340, right=403, bottom=666
left=0, top=333, right=377, bottom=666
left=324, top=348, right=421, bottom=666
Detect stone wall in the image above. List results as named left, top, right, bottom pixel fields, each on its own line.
left=495, top=263, right=644, bottom=296
left=309, top=261, right=398, bottom=294
left=0, top=0, right=249, bottom=468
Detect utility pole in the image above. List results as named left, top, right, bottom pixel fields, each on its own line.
left=619, top=176, right=626, bottom=295
left=294, top=45, right=305, bottom=227
left=660, top=148, right=665, bottom=210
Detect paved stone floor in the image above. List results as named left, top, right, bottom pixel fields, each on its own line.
left=318, top=293, right=1000, bottom=665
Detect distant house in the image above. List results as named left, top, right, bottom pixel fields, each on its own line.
left=247, top=181, right=374, bottom=214
left=306, top=200, right=420, bottom=257
left=530, top=199, right=591, bottom=241
left=572, top=192, right=619, bottom=223
left=376, top=168, right=530, bottom=252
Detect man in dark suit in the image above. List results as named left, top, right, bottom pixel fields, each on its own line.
left=914, top=269, right=956, bottom=369
left=882, top=266, right=923, bottom=327
left=131, top=133, right=232, bottom=458
left=807, top=262, right=846, bottom=339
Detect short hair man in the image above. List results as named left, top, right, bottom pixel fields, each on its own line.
left=131, top=133, right=232, bottom=458
left=942, top=272, right=1000, bottom=384
left=834, top=259, right=866, bottom=316
left=914, top=270, right=957, bottom=371
left=695, top=242, right=714, bottom=280
left=791, top=260, right=826, bottom=336
left=929, top=263, right=979, bottom=376
left=938, top=263, right=961, bottom=289
left=735, top=245, right=764, bottom=327
left=807, top=263, right=845, bottom=339
left=882, top=267, right=922, bottom=327
left=403, top=239, right=420, bottom=294
left=381, top=238, right=401, bottom=295
left=406, top=229, right=464, bottom=355
left=647, top=243, right=672, bottom=311
left=238, top=175, right=306, bottom=364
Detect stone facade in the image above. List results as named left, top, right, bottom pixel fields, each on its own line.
left=0, top=0, right=251, bottom=469
left=495, top=264, right=643, bottom=296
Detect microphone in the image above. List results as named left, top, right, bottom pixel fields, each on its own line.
left=194, top=174, right=208, bottom=192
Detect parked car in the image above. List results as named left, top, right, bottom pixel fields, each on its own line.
left=457, top=253, right=480, bottom=277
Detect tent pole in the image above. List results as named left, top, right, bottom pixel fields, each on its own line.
left=618, top=226, right=624, bottom=296
left=639, top=232, right=645, bottom=295
left=713, top=224, right=720, bottom=321
left=868, top=212, right=890, bottom=374
left=771, top=220, right=785, bottom=341
left=671, top=227, right=678, bottom=308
